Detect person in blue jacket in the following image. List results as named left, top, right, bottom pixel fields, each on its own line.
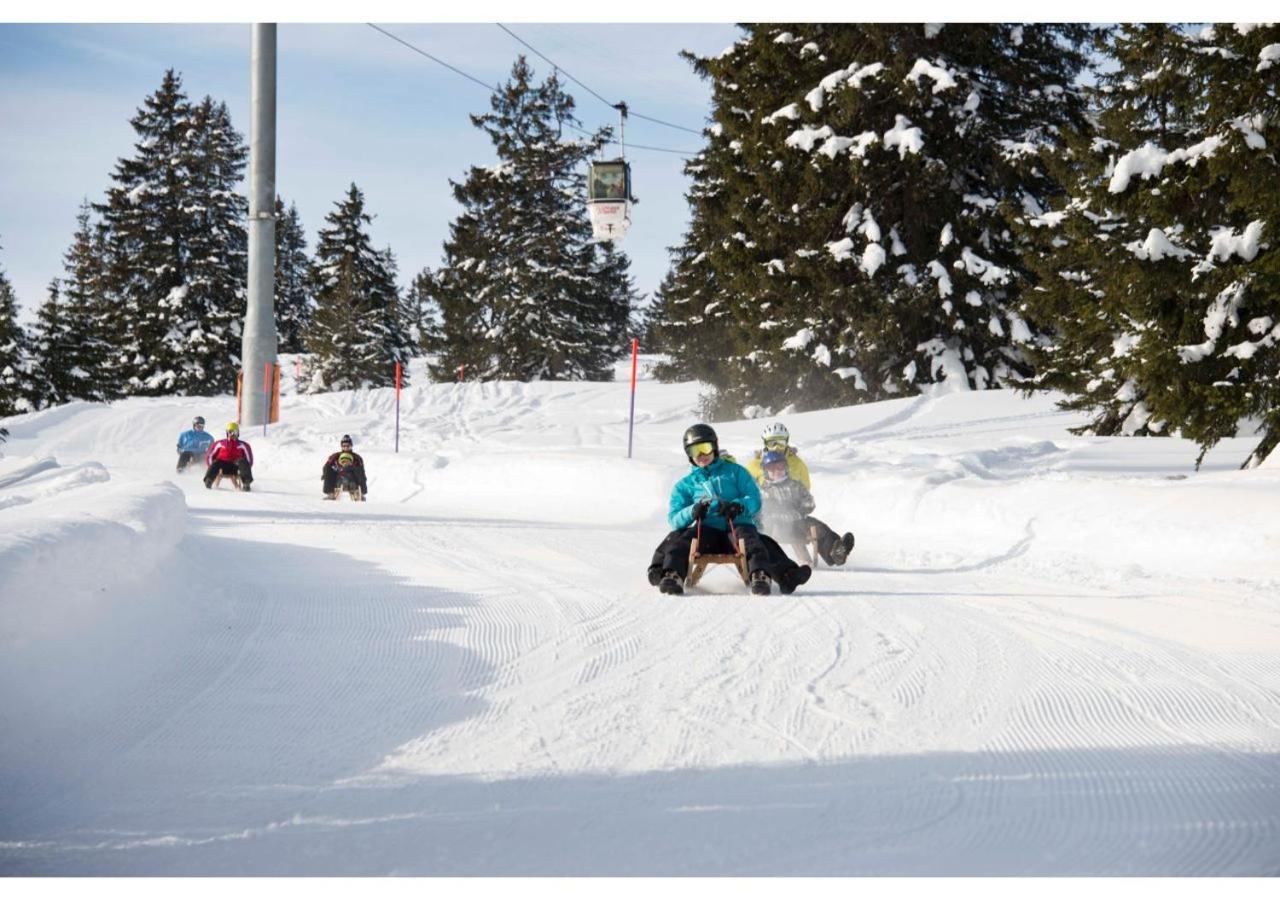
left=648, top=423, right=811, bottom=596
left=176, top=416, right=214, bottom=472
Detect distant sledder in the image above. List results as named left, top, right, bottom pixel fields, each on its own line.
left=647, top=424, right=811, bottom=596
left=203, top=422, right=254, bottom=491
left=175, top=416, right=213, bottom=472
left=323, top=434, right=367, bottom=501
left=747, top=423, right=854, bottom=567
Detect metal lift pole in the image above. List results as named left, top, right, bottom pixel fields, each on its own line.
left=241, top=23, right=278, bottom=428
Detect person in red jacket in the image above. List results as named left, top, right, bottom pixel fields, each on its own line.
left=203, top=422, right=255, bottom=491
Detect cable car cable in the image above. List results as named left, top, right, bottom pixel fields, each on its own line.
left=367, top=23, right=698, bottom=156
left=495, top=23, right=704, bottom=136
left=366, top=23, right=496, bottom=93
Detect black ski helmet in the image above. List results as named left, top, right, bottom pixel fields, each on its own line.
left=682, top=423, right=719, bottom=460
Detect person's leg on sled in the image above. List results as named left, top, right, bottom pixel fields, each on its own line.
left=807, top=516, right=855, bottom=565
left=236, top=458, right=253, bottom=491
left=176, top=450, right=197, bottom=473
left=735, top=523, right=811, bottom=594
left=322, top=463, right=338, bottom=498
left=203, top=459, right=238, bottom=488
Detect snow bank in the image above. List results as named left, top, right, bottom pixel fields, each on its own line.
left=0, top=458, right=187, bottom=645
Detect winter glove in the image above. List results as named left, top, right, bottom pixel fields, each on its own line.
left=690, top=498, right=711, bottom=521
left=718, top=500, right=745, bottom=519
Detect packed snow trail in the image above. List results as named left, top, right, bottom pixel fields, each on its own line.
left=2, top=363, right=1279, bottom=874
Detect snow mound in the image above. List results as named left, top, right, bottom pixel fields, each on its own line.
left=0, top=459, right=187, bottom=645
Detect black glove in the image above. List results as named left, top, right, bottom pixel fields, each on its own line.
left=718, top=500, right=744, bottom=519
left=691, top=498, right=711, bottom=521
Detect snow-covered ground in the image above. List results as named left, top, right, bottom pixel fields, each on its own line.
left=2, top=359, right=1279, bottom=875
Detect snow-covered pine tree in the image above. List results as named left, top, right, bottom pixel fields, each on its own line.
left=54, top=202, right=115, bottom=401
left=28, top=279, right=75, bottom=409
left=1020, top=24, right=1280, bottom=467
left=0, top=250, right=35, bottom=417
left=274, top=197, right=313, bottom=353
left=428, top=57, right=635, bottom=382
left=658, top=24, right=1092, bottom=417
left=304, top=184, right=406, bottom=390
left=402, top=267, right=442, bottom=356
left=94, top=71, right=249, bottom=396
left=178, top=97, right=248, bottom=393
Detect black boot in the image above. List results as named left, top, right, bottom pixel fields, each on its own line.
left=658, top=571, right=684, bottom=595
left=750, top=570, right=771, bottom=596
left=647, top=566, right=664, bottom=587
left=778, top=564, right=812, bottom=595
left=829, top=533, right=854, bottom=566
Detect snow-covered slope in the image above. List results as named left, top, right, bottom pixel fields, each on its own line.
left=2, top=362, right=1278, bottom=875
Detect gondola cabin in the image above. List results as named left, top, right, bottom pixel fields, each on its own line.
left=587, top=159, right=632, bottom=242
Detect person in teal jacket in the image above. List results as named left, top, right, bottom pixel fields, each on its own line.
left=648, top=423, right=811, bottom=596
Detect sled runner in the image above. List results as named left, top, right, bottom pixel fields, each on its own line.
left=788, top=523, right=821, bottom=569
left=685, top=519, right=750, bottom=588
left=211, top=471, right=244, bottom=491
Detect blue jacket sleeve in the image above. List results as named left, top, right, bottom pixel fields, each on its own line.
left=737, top=464, right=762, bottom=522
left=668, top=476, right=696, bottom=531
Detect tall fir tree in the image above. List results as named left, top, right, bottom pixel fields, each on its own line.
left=274, top=197, right=313, bottom=353
left=1020, top=24, right=1280, bottom=467
left=427, top=57, right=637, bottom=382
left=28, top=280, right=74, bottom=409
left=0, top=248, right=35, bottom=418
left=54, top=202, right=115, bottom=401
left=179, top=96, right=249, bottom=392
left=94, top=71, right=248, bottom=396
left=653, top=24, right=1092, bottom=417
left=304, top=184, right=411, bottom=389
left=403, top=267, right=442, bottom=355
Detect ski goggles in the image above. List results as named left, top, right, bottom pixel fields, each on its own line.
left=763, top=438, right=789, bottom=451
left=686, top=441, right=716, bottom=458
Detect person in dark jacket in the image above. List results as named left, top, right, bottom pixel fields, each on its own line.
left=322, top=434, right=368, bottom=499
left=176, top=415, right=214, bottom=472
left=758, top=450, right=854, bottom=565
left=203, top=422, right=254, bottom=491
left=647, top=424, right=810, bottom=596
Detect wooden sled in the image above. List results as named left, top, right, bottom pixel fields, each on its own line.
left=788, top=524, right=821, bottom=570
left=326, top=484, right=365, bottom=502
left=685, top=522, right=750, bottom=588
left=212, top=470, right=244, bottom=491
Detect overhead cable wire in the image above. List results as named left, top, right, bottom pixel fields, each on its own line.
left=495, top=23, right=704, bottom=136
left=367, top=22, right=699, bottom=156
left=366, top=23, right=495, bottom=93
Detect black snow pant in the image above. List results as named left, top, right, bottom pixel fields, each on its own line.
left=647, top=523, right=806, bottom=587
left=176, top=450, right=199, bottom=472
left=322, top=466, right=367, bottom=496
left=807, top=516, right=844, bottom=564
left=204, top=458, right=253, bottom=486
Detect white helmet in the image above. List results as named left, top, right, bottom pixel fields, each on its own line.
left=761, top=422, right=790, bottom=444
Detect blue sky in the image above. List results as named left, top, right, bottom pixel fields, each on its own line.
left=0, top=21, right=741, bottom=320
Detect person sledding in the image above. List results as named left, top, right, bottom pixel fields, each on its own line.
left=746, top=422, right=854, bottom=566
left=322, top=434, right=367, bottom=500
left=203, top=422, right=254, bottom=491
left=647, top=423, right=811, bottom=596
left=175, top=415, right=213, bottom=472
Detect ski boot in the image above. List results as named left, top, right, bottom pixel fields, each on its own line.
left=658, top=571, right=684, bottom=595
left=750, top=570, right=771, bottom=596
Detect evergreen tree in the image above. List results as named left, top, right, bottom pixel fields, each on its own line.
left=428, top=57, right=636, bottom=382
left=403, top=267, right=442, bottom=355
left=657, top=24, right=1092, bottom=417
left=28, top=279, right=73, bottom=409
left=0, top=250, right=35, bottom=417
left=304, top=184, right=408, bottom=389
left=94, top=71, right=248, bottom=396
left=179, top=96, right=249, bottom=392
left=274, top=197, right=313, bottom=353
left=55, top=202, right=115, bottom=401
left=1020, top=24, right=1280, bottom=467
